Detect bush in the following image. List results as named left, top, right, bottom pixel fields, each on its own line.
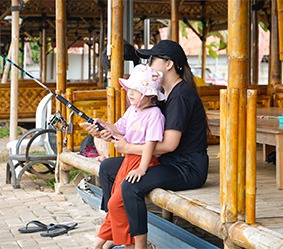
left=0, top=127, right=23, bottom=138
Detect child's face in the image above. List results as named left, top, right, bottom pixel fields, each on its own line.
left=127, top=88, right=143, bottom=106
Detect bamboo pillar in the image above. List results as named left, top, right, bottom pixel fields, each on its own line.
left=171, top=0, right=179, bottom=42
left=98, top=5, right=106, bottom=88
left=228, top=0, right=249, bottom=223
left=88, top=32, right=92, bottom=81
left=10, top=0, right=20, bottom=141
left=81, top=47, right=84, bottom=80
left=107, top=86, right=115, bottom=156
left=220, top=89, right=227, bottom=223
left=20, top=35, right=24, bottom=79
left=41, top=16, right=47, bottom=83
left=56, top=0, right=67, bottom=93
left=1, top=45, right=11, bottom=83
left=110, top=0, right=123, bottom=120
left=65, top=88, right=73, bottom=151
left=246, top=89, right=257, bottom=224
left=225, top=88, right=239, bottom=224
left=201, top=21, right=207, bottom=80
left=92, top=32, right=96, bottom=82
left=251, top=0, right=259, bottom=85
left=109, top=0, right=124, bottom=157
left=278, top=0, right=283, bottom=60
left=56, top=0, right=67, bottom=185
left=269, top=0, right=281, bottom=88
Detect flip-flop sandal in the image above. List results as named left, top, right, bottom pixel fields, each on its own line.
left=40, top=222, right=78, bottom=237
left=18, top=220, right=52, bottom=233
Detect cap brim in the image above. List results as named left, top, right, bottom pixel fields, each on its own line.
left=136, top=49, right=157, bottom=59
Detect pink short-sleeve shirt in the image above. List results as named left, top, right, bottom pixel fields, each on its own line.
left=115, top=105, right=165, bottom=145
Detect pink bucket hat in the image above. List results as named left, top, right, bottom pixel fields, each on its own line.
left=119, top=64, right=165, bottom=101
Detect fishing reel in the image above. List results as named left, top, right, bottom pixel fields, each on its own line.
left=49, top=110, right=69, bottom=133
left=48, top=110, right=74, bottom=147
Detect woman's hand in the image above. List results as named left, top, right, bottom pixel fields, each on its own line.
left=126, top=168, right=146, bottom=183
left=112, top=134, right=130, bottom=153
left=100, top=128, right=115, bottom=142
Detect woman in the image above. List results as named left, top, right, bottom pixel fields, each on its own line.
left=84, top=40, right=208, bottom=249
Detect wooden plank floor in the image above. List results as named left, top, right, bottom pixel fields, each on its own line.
left=178, top=144, right=283, bottom=235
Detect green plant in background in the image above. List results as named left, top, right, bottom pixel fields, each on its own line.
left=180, top=20, right=228, bottom=59
left=0, top=127, right=22, bottom=138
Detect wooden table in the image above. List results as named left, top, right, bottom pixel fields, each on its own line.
left=208, top=109, right=283, bottom=189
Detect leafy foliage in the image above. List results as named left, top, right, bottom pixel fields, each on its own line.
left=180, top=20, right=228, bottom=59
left=0, top=127, right=22, bottom=138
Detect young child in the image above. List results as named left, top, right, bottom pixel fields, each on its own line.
left=82, top=64, right=165, bottom=249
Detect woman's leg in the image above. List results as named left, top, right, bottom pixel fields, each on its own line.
left=121, top=164, right=185, bottom=236
left=122, top=152, right=208, bottom=236
left=99, top=157, right=124, bottom=211
left=134, top=234, right=147, bottom=249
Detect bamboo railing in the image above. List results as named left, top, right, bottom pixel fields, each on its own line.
left=246, top=89, right=257, bottom=224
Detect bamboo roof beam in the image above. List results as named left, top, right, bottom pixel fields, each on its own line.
left=0, top=0, right=30, bottom=21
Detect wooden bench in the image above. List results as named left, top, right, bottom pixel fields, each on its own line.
left=197, top=85, right=272, bottom=111
left=59, top=150, right=283, bottom=248
left=208, top=116, right=283, bottom=189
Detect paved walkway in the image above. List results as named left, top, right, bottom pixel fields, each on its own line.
left=0, top=139, right=106, bottom=249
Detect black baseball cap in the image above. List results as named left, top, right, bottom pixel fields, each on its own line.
left=136, top=40, right=188, bottom=68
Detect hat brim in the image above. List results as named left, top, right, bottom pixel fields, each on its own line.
left=119, top=78, right=131, bottom=91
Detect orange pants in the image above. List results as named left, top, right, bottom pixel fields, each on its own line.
left=97, top=154, right=159, bottom=245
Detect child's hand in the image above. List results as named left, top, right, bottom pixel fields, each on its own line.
left=79, top=120, right=101, bottom=137
left=126, top=168, right=146, bottom=184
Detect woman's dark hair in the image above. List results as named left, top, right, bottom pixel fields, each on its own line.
left=176, top=62, right=197, bottom=89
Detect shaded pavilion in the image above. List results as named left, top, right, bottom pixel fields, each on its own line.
left=1, top=0, right=283, bottom=248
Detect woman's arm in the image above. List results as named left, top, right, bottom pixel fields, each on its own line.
left=126, top=141, right=157, bottom=183
left=114, top=129, right=181, bottom=155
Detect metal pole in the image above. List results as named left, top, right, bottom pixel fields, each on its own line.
left=144, top=19, right=150, bottom=49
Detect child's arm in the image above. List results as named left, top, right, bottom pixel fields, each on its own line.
left=126, top=141, right=157, bottom=183
left=80, top=121, right=120, bottom=140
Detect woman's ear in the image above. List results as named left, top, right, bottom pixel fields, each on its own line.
left=166, top=60, right=175, bottom=70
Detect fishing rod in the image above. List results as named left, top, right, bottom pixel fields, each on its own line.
left=0, top=53, right=105, bottom=131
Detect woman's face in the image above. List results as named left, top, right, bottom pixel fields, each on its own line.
left=149, top=56, right=168, bottom=75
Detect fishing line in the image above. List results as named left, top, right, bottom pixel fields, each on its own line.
left=0, top=53, right=105, bottom=131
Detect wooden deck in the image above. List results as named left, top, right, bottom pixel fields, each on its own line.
left=178, top=144, right=283, bottom=235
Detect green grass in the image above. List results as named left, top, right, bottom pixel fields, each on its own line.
left=46, top=169, right=90, bottom=190
left=0, top=127, right=23, bottom=138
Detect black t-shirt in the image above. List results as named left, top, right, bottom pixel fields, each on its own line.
left=159, top=80, right=207, bottom=159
